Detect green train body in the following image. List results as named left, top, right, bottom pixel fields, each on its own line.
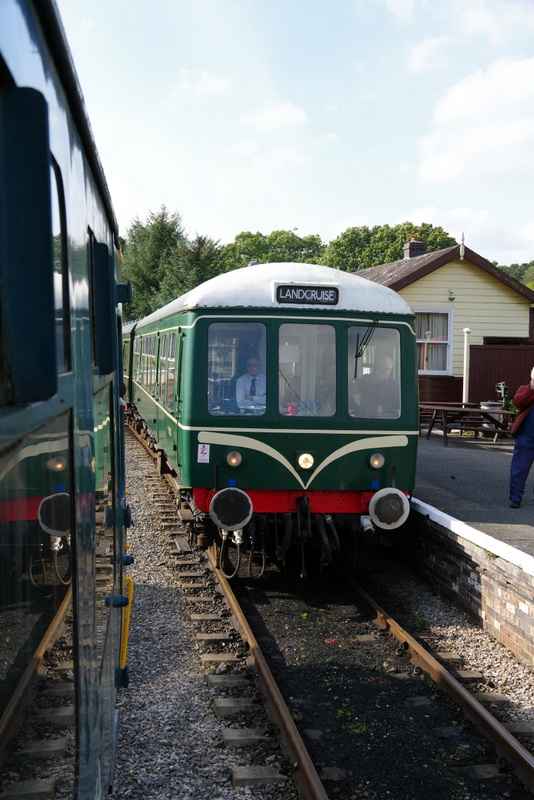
left=0, top=2, right=130, bottom=796
left=124, top=263, right=419, bottom=572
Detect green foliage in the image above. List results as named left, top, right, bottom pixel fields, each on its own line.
left=121, top=205, right=186, bottom=320
left=53, top=233, right=62, bottom=273
left=218, top=229, right=326, bottom=271
left=323, top=221, right=457, bottom=272
left=499, top=260, right=534, bottom=283
left=521, top=264, right=534, bottom=285
left=120, top=207, right=466, bottom=322
left=154, top=235, right=222, bottom=308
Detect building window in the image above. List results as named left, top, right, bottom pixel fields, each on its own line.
left=415, top=310, right=451, bottom=374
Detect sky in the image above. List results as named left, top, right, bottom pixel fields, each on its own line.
left=54, top=0, right=534, bottom=267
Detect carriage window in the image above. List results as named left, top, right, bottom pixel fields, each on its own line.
left=51, top=160, right=69, bottom=372
left=278, top=323, right=336, bottom=417
left=159, top=334, right=167, bottom=399
left=208, top=323, right=266, bottom=416
left=166, top=333, right=176, bottom=411
left=348, top=327, right=401, bottom=419
left=133, top=337, right=142, bottom=383
left=146, top=336, right=156, bottom=393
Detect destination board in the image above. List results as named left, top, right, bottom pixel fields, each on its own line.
left=276, top=285, right=339, bottom=305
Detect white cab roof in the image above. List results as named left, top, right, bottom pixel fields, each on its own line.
left=131, top=262, right=412, bottom=328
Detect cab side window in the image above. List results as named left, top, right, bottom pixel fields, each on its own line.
left=207, top=322, right=266, bottom=416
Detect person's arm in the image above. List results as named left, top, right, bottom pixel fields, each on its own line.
left=513, top=380, right=534, bottom=410
left=251, top=375, right=266, bottom=404
left=236, top=375, right=247, bottom=407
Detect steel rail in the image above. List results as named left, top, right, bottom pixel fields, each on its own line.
left=127, top=425, right=328, bottom=796
left=0, top=586, right=72, bottom=768
left=127, top=422, right=534, bottom=790
left=207, top=544, right=330, bottom=800
left=340, top=568, right=534, bottom=793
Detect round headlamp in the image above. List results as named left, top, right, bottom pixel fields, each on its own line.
left=226, top=450, right=243, bottom=468
left=369, top=452, right=385, bottom=469
left=46, top=456, right=67, bottom=472
left=297, top=452, right=314, bottom=470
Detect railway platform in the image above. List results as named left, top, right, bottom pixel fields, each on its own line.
left=412, top=430, right=534, bottom=563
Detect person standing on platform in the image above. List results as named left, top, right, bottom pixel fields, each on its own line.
left=509, top=368, right=534, bottom=508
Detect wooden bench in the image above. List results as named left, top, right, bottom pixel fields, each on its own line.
left=419, top=403, right=514, bottom=445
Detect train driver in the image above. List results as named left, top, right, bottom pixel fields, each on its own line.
left=350, top=354, right=400, bottom=417
left=236, top=357, right=266, bottom=408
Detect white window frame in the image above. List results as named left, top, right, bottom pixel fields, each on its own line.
left=414, top=306, right=453, bottom=376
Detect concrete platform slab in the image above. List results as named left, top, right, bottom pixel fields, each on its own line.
left=413, top=434, right=534, bottom=564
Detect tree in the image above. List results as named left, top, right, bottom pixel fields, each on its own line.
left=323, top=222, right=457, bottom=272
left=499, top=261, right=534, bottom=284
left=121, top=206, right=186, bottom=320
left=219, top=229, right=326, bottom=271
left=155, top=235, right=222, bottom=307
left=521, top=264, right=534, bottom=286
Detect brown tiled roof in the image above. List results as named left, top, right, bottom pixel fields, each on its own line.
left=357, top=244, right=534, bottom=302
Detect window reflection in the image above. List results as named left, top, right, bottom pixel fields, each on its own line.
left=278, top=323, right=336, bottom=417
left=50, top=161, right=69, bottom=372
left=348, top=327, right=401, bottom=418
left=0, top=414, right=71, bottom=716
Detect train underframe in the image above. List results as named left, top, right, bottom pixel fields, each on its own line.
left=178, top=484, right=410, bottom=580
left=127, top=408, right=411, bottom=579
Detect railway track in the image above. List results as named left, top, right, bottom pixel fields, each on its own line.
left=127, top=423, right=534, bottom=799
left=341, top=567, right=534, bottom=793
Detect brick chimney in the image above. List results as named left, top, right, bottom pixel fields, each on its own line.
left=403, top=237, right=427, bottom=258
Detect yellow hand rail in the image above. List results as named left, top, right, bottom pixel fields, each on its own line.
left=120, top=576, right=134, bottom=671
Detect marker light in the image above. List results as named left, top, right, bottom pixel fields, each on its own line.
left=369, top=452, right=385, bottom=469
left=297, top=453, right=314, bottom=470
left=46, top=456, right=67, bottom=472
left=226, top=450, right=243, bottom=468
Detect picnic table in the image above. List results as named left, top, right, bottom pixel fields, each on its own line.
left=419, top=402, right=515, bottom=446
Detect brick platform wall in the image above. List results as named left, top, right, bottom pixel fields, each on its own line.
left=390, top=511, right=534, bottom=668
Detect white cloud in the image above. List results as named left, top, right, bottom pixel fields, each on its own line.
left=311, top=132, right=340, bottom=147
left=418, top=57, right=534, bottom=185
left=374, top=0, right=415, bottom=23
left=329, top=213, right=372, bottom=239
left=240, top=101, right=308, bottom=132
left=168, top=68, right=230, bottom=100
left=400, top=204, right=487, bottom=239
left=404, top=1, right=534, bottom=74
left=80, top=18, right=96, bottom=32
left=251, top=145, right=311, bottom=170
left=449, top=0, right=534, bottom=47
left=400, top=204, right=534, bottom=265
left=406, top=35, right=452, bottom=74
left=227, top=140, right=261, bottom=158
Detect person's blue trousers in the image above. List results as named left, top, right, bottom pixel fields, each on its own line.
left=509, top=433, right=534, bottom=502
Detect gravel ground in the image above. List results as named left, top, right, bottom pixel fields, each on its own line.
left=235, top=553, right=534, bottom=800
left=114, top=435, right=534, bottom=800
left=355, top=549, right=534, bottom=724
left=112, top=437, right=299, bottom=800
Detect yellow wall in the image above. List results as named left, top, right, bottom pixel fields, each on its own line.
left=399, top=259, right=532, bottom=376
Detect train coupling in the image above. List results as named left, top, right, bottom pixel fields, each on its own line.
left=360, top=515, right=374, bottom=535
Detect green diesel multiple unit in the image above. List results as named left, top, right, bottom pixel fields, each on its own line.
left=124, top=262, right=419, bottom=575
left=0, top=2, right=131, bottom=796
